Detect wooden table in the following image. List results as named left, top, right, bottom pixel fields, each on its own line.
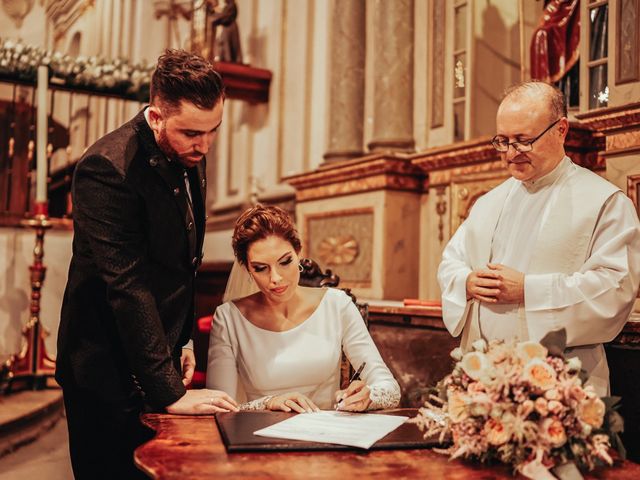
left=135, top=410, right=640, bottom=479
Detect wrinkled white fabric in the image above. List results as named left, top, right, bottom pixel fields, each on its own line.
left=438, top=158, right=640, bottom=396
left=206, top=288, right=401, bottom=410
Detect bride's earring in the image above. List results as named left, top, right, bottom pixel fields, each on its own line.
left=298, top=263, right=304, bottom=273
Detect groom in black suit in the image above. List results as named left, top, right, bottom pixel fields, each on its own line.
left=56, top=49, right=238, bottom=479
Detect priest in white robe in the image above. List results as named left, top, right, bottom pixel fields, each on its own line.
left=438, top=81, right=640, bottom=396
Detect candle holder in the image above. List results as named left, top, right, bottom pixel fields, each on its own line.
left=3, top=202, right=56, bottom=392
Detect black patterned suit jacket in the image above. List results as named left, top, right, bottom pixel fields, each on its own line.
left=56, top=109, right=206, bottom=409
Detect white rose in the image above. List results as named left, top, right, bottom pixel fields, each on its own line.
left=522, top=358, right=557, bottom=391
left=515, top=341, right=548, bottom=363
left=461, top=351, right=492, bottom=381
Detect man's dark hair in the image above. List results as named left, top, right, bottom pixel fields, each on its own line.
left=150, top=49, right=225, bottom=113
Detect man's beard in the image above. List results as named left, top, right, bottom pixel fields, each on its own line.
left=156, top=126, right=182, bottom=163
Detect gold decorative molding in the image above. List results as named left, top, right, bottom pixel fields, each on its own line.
left=2, top=0, right=34, bottom=28
left=575, top=102, right=640, bottom=133
left=606, top=130, right=640, bottom=154
left=288, top=122, right=601, bottom=203
left=410, top=136, right=498, bottom=174
left=428, top=160, right=504, bottom=187
left=317, top=235, right=359, bottom=266
left=285, top=153, right=426, bottom=202
left=450, top=171, right=508, bottom=234
left=303, top=208, right=373, bottom=288
left=44, top=0, right=95, bottom=42
left=435, top=186, right=447, bottom=243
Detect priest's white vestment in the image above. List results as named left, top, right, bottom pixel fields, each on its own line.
left=438, top=157, right=640, bottom=396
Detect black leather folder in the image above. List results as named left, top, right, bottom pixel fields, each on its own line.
left=214, top=410, right=444, bottom=453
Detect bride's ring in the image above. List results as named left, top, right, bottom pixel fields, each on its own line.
left=210, top=397, right=215, bottom=405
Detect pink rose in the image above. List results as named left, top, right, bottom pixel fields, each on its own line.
left=540, top=417, right=567, bottom=447
left=460, top=351, right=492, bottom=381
left=523, top=359, right=557, bottom=391
left=579, top=397, right=605, bottom=428
left=534, top=397, right=548, bottom=416
left=547, top=400, right=563, bottom=415
left=515, top=341, right=548, bottom=363
left=568, top=385, right=587, bottom=402
left=484, top=418, right=511, bottom=446
left=544, top=388, right=561, bottom=400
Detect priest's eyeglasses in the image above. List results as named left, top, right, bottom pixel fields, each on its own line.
left=491, top=118, right=561, bottom=153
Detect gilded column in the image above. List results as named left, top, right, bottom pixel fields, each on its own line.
left=368, top=0, right=415, bottom=152
left=323, top=0, right=366, bottom=163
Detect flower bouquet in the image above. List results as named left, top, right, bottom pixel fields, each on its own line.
left=411, top=330, right=624, bottom=479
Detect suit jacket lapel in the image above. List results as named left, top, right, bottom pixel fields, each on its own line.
left=132, top=108, right=197, bottom=259
left=187, top=162, right=207, bottom=261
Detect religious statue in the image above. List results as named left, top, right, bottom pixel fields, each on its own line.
left=207, top=0, right=243, bottom=63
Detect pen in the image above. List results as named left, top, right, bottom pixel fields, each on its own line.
left=336, top=362, right=366, bottom=409
left=349, top=361, right=366, bottom=383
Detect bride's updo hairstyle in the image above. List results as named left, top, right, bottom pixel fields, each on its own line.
left=232, top=204, right=302, bottom=266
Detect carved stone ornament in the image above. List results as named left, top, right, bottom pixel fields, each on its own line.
left=450, top=172, right=508, bottom=234
left=2, top=0, right=34, bottom=28
left=317, top=235, right=360, bottom=266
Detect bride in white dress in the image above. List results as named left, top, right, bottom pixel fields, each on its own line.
left=206, top=205, right=401, bottom=412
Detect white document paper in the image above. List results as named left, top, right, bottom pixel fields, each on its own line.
left=253, top=411, right=408, bottom=449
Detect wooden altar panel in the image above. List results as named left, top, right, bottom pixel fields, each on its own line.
left=605, top=321, right=640, bottom=464
left=368, top=319, right=457, bottom=407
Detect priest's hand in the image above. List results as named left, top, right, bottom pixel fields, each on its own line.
left=166, top=389, right=239, bottom=415
left=266, top=392, right=320, bottom=413
left=466, top=269, right=501, bottom=303
left=180, top=348, right=196, bottom=386
left=486, top=263, right=525, bottom=303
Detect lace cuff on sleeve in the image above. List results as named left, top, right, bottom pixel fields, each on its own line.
left=239, top=395, right=273, bottom=411
left=368, top=384, right=401, bottom=410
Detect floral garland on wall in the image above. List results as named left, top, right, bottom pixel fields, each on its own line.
left=0, top=38, right=154, bottom=102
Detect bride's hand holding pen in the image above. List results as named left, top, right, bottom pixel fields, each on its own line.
left=335, top=362, right=371, bottom=412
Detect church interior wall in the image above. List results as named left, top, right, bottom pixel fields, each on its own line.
left=606, top=0, right=640, bottom=107
left=0, top=227, right=71, bottom=358
left=470, top=0, right=539, bottom=139
left=419, top=185, right=449, bottom=300
left=296, top=190, right=387, bottom=300
left=1, top=0, right=639, bottom=359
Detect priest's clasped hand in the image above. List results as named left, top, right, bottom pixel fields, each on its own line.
left=466, top=263, right=524, bottom=304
